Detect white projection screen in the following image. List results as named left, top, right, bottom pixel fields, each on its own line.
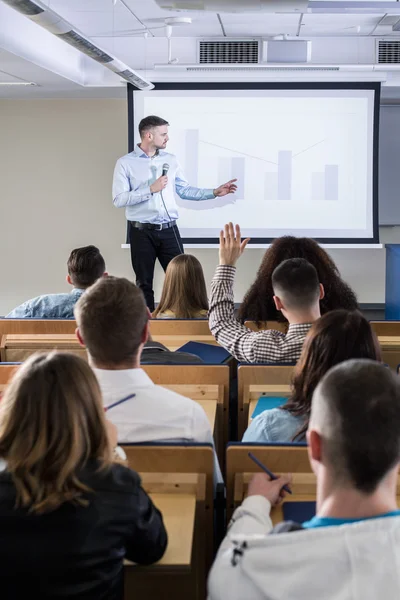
left=129, top=83, right=380, bottom=245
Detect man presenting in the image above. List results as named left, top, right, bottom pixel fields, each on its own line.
left=112, top=115, right=237, bottom=311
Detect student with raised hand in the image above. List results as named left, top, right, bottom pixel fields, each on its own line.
left=6, top=245, right=107, bottom=319
left=74, top=276, right=222, bottom=482
left=243, top=310, right=382, bottom=443
left=209, top=223, right=323, bottom=364
left=208, top=359, right=400, bottom=600
left=237, top=235, right=358, bottom=325
left=153, top=254, right=209, bottom=319
left=0, top=352, right=167, bottom=600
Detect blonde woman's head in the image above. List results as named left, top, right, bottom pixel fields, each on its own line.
left=153, top=254, right=209, bottom=319
left=0, top=352, right=112, bottom=514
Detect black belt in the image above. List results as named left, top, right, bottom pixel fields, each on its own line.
left=130, top=220, right=176, bottom=231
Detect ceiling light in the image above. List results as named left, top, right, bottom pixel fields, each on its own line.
left=0, top=82, right=37, bottom=86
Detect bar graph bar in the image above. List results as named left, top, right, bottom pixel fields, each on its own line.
left=324, top=165, right=339, bottom=201
left=218, top=157, right=245, bottom=199
left=311, top=172, right=324, bottom=201
left=277, top=150, right=292, bottom=201
left=185, top=129, right=199, bottom=187
left=311, top=165, right=339, bottom=201
left=265, top=172, right=278, bottom=200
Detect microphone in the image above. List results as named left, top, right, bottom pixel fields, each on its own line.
left=162, top=163, right=169, bottom=177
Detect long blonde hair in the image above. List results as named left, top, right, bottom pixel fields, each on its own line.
left=0, top=352, right=113, bottom=514
left=153, top=254, right=209, bottom=319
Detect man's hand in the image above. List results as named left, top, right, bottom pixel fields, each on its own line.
left=213, top=179, right=238, bottom=197
left=219, top=223, right=250, bottom=267
left=247, top=473, right=292, bottom=507
left=150, top=175, right=168, bottom=194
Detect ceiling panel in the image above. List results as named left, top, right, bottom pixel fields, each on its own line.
left=301, top=12, right=383, bottom=35
left=221, top=13, right=300, bottom=37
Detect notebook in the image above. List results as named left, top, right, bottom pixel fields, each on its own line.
left=176, top=341, right=231, bottom=364
left=251, top=396, right=287, bottom=419
left=283, top=501, right=316, bottom=523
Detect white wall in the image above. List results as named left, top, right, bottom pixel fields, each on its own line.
left=0, top=97, right=395, bottom=315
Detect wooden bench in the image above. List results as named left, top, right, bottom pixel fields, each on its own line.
left=244, top=320, right=288, bottom=333
left=237, top=364, right=294, bottom=438
left=0, top=319, right=218, bottom=352
left=122, top=444, right=214, bottom=600
left=371, top=321, right=400, bottom=336
left=226, top=443, right=312, bottom=523
left=0, top=362, right=228, bottom=465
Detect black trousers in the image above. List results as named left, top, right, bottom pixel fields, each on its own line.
left=129, top=223, right=183, bottom=311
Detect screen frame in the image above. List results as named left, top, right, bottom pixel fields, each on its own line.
left=127, top=81, right=380, bottom=245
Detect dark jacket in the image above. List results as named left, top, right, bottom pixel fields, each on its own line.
left=141, top=340, right=203, bottom=365
left=0, top=459, right=167, bottom=599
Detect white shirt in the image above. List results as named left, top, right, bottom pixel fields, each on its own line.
left=112, top=147, right=215, bottom=224
left=95, top=368, right=223, bottom=483
left=95, top=367, right=213, bottom=442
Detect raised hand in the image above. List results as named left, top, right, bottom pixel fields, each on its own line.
left=219, top=223, right=250, bottom=267
left=213, top=179, right=238, bottom=197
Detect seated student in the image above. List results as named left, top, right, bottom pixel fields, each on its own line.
left=6, top=245, right=106, bottom=319
left=208, top=359, right=400, bottom=600
left=142, top=333, right=203, bottom=365
left=209, top=223, right=323, bottom=364
left=243, top=310, right=381, bottom=443
left=237, top=234, right=358, bottom=325
left=0, top=352, right=167, bottom=600
left=153, top=254, right=209, bottom=319
left=74, top=276, right=222, bottom=480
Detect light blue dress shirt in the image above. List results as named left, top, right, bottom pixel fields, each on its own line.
left=112, top=146, right=215, bottom=224
left=242, top=407, right=306, bottom=443
left=6, top=288, right=84, bottom=319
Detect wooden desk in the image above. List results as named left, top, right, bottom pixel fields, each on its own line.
left=129, top=493, right=196, bottom=567
left=378, top=336, right=400, bottom=348
left=124, top=491, right=198, bottom=600
left=197, top=399, right=217, bottom=433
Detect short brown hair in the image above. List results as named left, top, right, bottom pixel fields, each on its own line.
left=139, top=115, right=169, bottom=138
left=311, top=359, right=400, bottom=493
left=74, top=276, right=148, bottom=366
left=0, top=352, right=112, bottom=514
left=271, top=258, right=320, bottom=310
left=67, top=245, right=105, bottom=289
left=153, top=254, right=209, bottom=319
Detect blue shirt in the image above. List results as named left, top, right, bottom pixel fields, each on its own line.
left=6, top=288, right=84, bottom=319
left=242, top=407, right=306, bottom=443
left=112, top=146, right=215, bottom=224
left=303, top=511, right=400, bottom=529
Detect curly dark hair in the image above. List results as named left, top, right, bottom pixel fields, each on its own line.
left=282, top=310, right=382, bottom=441
left=237, top=236, right=358, bottom=324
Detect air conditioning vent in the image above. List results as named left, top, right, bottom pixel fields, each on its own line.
left=199, top=40, right=259, bottom=64
left=2, top=0, right=44, bottom=15
left=377, top=40, right=400, bottom=64
left=57, top=31, right=114, bottom=63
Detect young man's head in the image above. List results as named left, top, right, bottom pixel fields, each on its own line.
left=308, top=359, right=400, bottom=496
left=66, top=246, right=106, bottom=290
left=138, top=115, right=169, bottom=151
left=271, top=258, right=323, bottom=321
left=74, top=276, right=149, bottom=369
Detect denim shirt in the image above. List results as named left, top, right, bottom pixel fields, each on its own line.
left=6, top=288, right=84, bottom=319
left=242, top=407, right=306, bottom=443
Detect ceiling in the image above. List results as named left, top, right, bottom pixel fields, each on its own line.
left=43, top=0, right=400, bottom=38
left=2, top=0, right=400, bottom=97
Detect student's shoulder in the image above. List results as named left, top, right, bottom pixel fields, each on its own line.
left=84, top=461, right=141, bottom=494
